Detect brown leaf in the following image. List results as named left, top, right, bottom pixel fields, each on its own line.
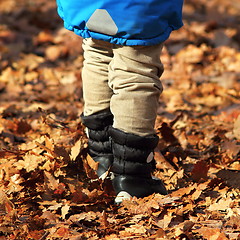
left=14, top=152, right=45, bottom=172
left=125, top=224, right=146, bottom=234
left=175, top=220, right=195, bottom=236
left=70, top=139, right=82, bottom=161
left=0, top=236, right=8, bottom=240
left=163, top=213, right=173, bottom=229
left=71, top=190, right=88, bottom=203
left=54, top=226, right=70, bottom=238
left=86, top=154, right=98, bottom=171
left=35, top=141, right=58, bottom=159
left=44, top=171, right=59, bottom=190
left=41, top=211, right=58, bottom=224
left=176, top=44, right=206, bottom=63
left=29, top=230, right=47, bottom=240
left=191, top=160, right=209, bottom=182
left=158, top=122, right=179, bottom=144
left=191, top=182, right=208, bottom=201
left=208, top=197, right=232, bottom=211
left=171, top=183, right=197, bottom=198
left=100, top=210, right=109, bottom=229
left=154, top=149, right=176, bottom=171
left=0, top=190, right=16, bottom=221
left=222, top=140, right=240, bottom=158
left=233, top=115, right=240, bottom=140
left=216, top=169, right=240, bottom=189
left=16, top=119, right=32, bottom=134
left=45, top=45, right=62, bottom=61
left=154, top=228, right=166, bottom=238
left=198, top=227, right=228, bottom=240
left=54, top=182, right=66, bottom=195
left=61, top=204, right=70, bottom=220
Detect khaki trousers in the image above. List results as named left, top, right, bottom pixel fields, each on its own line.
left=82, top=38, right=164, bottom=136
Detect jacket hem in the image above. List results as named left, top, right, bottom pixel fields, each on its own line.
left=63, top=23, right=183, bottom=46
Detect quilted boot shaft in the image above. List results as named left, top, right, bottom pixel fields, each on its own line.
left=81, top=110, right=113, bottom=178
left=109, top=127, right=168, bottom=202
left=109, top=127, right=159, bottom=177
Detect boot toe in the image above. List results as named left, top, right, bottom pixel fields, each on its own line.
left=113, top=175, right=167, bottom=203
left=115, top=191, right=132, bottom=204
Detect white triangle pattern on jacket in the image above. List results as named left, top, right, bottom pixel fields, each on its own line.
left=86, top=9, right=118, bottom=36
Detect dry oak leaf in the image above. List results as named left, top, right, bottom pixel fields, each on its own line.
left=0, top=190, right=14, bottom=215
left=70, top=139, right=82, bottom=161
left=174, top=221, right=195, bottom=236
left=191, top=160, right=209, bottom=182
left=233, top=115, right=240, bottom=140
left=16, top=119, right=32, bottom=134
left=222, top=140, right=240, bottom=158
left=44, top=171, right=59, bottom=190
left=14, top=152, right=45, bottom=172
left=198, top=227, right=228, bottom=240
left=191, top=182, right=208, bottom=201
left=61, top=204, right=70, bottom=220
left=176, top=44, right=207, bottom=64
left=208, top=197, right=232, bottom=211
left=52, top=226, right=70, bottom=238
left=0, top=190, right=17, bottom=221
left=104, top=234, right=120, bottom=240
left=124, top=224, right=147, bottom=234
left=156, top=212, right=173, bottom=229
left=40, top=211, right=58, bottom=224
left=86, top=154, right=99, bottom=171
left=153, top=228, right=166, bottom=239
left=171, top=183, right=197, bottom=198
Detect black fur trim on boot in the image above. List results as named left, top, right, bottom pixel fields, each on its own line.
left=81, top=110, right=113, bottom=178
left=109, top=127, right=167, bottom=203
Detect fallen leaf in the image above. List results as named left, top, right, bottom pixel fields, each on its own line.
left=44, top=171, right=59, bottom=190
left=86, top=154, right=98, bottom=171
left=14, top=152, right=45, bottom=172
left=61, top=204, right=70, bottom=220
left=198, top=227, right=228, bottom=240
left=191, top=160, right=209, bottom=182
left=233, top=115, right=240, bottom=140
left=208, top=197, right=232, bottom=211
left=70, top=139, right=82, bottom=161
left=0, top=190, right=14, bottom=215
left=125, top=224, right=146, bottom=234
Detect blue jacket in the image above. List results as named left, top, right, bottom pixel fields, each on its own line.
left=56, top=0, right=183, bottom=46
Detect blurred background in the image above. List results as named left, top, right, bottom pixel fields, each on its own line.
left=0, top=0, right=239, bottom=111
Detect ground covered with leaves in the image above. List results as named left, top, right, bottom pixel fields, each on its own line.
left=0, top=0, right=240, bottom=239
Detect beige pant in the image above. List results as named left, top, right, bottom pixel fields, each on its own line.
left=82, top=38, right=164, bottom=136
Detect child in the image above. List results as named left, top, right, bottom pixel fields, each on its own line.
left=56, top=0, right=184, bottom=203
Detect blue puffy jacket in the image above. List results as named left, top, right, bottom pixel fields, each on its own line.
left=56, top=0, right=183, bottom=46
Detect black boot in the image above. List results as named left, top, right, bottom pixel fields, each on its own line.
left=81, top=110, right=113, bottom=179
left=109, top=127, right=168, bottom=203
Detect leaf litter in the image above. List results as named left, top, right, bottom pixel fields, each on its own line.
left=0, top=0, right=240, bottom=239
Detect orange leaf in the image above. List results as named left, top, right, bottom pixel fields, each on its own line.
left=55, top=227, right=70, bottom=238
left=198, top=227, right=228, bottom=240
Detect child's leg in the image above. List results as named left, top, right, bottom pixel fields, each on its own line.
left=82, top=38, right=113, bottom=116
left=81, top=38, right=114, bottom=178
left=108, top=44, right=167, bottom=202
left=109, top=44, right=164, bottom=136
